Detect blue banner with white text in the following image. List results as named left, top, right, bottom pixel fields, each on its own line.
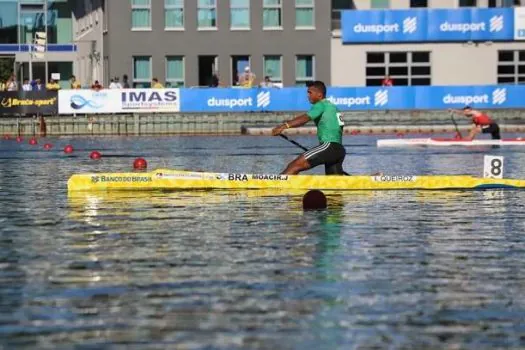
left=178, top=85, right=525, bottom=112
left=342, top=8, right=516, bottom=43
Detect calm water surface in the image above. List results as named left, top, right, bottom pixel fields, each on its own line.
left=1, top=134, right=525, bottom=349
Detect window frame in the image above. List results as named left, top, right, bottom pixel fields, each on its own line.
left=365, top=51, right=432, bottom=86
left=497, top=50, right=525, bottom=85
left=165, top=56, right=185, bottom=87
left=295, top=0, right=315, bottom=30
left=165, top=0, right=184, bottom=31
left=131, top=0, right=152, bottom=31
left=295, top=55, right=315, bottom=85
left=132, top=55, right=152, bottom=88
left=263, top=0, right=283, bottom=31
left=197, top=0, right=218, bottom=31
left=263, top=55, right=283, bottom=84
left=230, top=0, right=250, bottom=30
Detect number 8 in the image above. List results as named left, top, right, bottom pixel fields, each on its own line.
left=491, top=159, right=502, bottom=176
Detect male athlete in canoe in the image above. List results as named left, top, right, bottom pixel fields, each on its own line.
left=449, top=106, right=501, bottom=140
left=272, top=81, right=346, bottom=175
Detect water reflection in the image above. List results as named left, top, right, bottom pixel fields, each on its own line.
left=2, top=135, right=525, bottom=348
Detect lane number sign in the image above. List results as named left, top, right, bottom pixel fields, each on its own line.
left=483, top=155, right=504, bottom=179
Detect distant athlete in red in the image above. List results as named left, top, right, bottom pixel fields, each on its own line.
left=449, top=106, right=500, bottom=140
left=381, top=75, right=393, bottom=87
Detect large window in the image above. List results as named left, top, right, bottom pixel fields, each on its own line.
left=133, top=56, right=152, bottom=88
left=165, top=0, right=184, bottom=29
left=166, top=56, right=184, bottom=87
left=371, top=0, right=390, bottom=8
left=296, top=55, right=315, bottom=86
left=410, top=0, right=428, bottom=7
left=20, top=8, right=46, bottom=45
left=198, top=0, right=217, bottom=29
left=263, top=55, right=282, bottom=83
left=263, top=0, right=282, bottom=29
left=295, top=0, right=314, bottom=29
left=366, top=52, right=431, bottom=86
left=0, top=0, right=18, bottom=44
left=131, top=0, right=151, bottom=30
left=230, top=0, right=249, bottom=29
left=497, top=50, right=525, bottom=84
left=48, top=0, right=73, bottom=44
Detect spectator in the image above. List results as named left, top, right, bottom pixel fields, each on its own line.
left=259, top=76, right=275, bottom=88
left=32, top=79, right=44, bottom=91
left=22, top=79, right=32, bottom=91
left=152, top=78, right=164, bottom=89
left=114, top=77, right=122, bottom=88
left=6, top=74, right=18, bottom=91
left=46, top=79, right=61, bottom=90
left=70, top=75, right=81, bottom=89
left=109, top=78, right=118, bottom=89
left=91, top=80, right=103, bottom=91
left=381, top=75, right=394, bottom=87
left=122, top=74, right=130, bottom=89
left=0, top=80, right=5, bottom=91
left=238, top=66, right=256, bottom=88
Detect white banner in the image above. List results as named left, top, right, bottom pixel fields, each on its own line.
left=58, top=88, right=180, bottom=114
left=515, top=7, right=525, bottom=40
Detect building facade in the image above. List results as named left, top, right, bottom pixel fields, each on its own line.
left=102, top=0, right=332, bottom=88
left=331, top=0, right=525, bottom=87
left=0, top=0, right=103, bottom=88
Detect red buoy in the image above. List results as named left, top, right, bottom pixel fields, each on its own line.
left=90, top=151, right=102, bottom=160
left=43, top=143, right=53, bottom=150
left=29, top=137, right=38, bottom=145
left=64, top=145, right=74, bottom=154
left=16, top=136, right=23, bottom=143
left=3, top=134, right=10, bottom=140
left=133, top=157, right=147, bottom=170
left=396, top=132, right=405, bottom=138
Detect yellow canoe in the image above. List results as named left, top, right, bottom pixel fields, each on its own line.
left=67, top=169, right=525, bottom=192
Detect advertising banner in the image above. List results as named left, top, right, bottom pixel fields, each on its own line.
left=0, top=91, right=58, bottom=115
left=58, top=89, right=180, bottom=114
left=342, top=8, right=515, bottom=43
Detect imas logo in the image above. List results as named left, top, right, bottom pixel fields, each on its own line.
left=440, top=15, right=504, bottom=34
left=442, top=88, right=507, bottom=106
left=121, top=90, right=178, bottom=104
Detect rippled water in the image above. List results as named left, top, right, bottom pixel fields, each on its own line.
left=1, top=134, right=525, bottom=349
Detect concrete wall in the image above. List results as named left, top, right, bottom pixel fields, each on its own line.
left=104, top=0, right=332, bottom=87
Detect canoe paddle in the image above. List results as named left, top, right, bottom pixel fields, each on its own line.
left=278, top=134, right=351, bottom=176
left=450, top=112, right=463, bottom=139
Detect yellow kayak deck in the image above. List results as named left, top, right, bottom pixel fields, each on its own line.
left=67, top=169, right=525, bottom=192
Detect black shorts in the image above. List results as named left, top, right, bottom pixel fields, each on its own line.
left=303, top=142, right=346, bottom=175
left=481, top=123, right=500, bottom=139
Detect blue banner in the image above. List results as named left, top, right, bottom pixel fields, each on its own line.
left=178, top=85, right=525, bottom=112
left=342, top=8, right=515, bottom=43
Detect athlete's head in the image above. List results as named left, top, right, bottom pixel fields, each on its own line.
left=462, top=106, right=473, bottom=117
left=306, top=81, right=326, bottom=104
